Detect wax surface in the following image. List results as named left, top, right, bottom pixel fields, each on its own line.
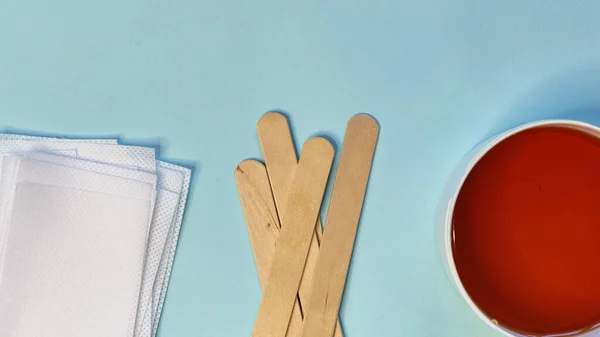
left=453, top=126, right=600, bottom=335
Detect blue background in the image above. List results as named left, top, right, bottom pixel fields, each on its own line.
left=2, top=1, right=600, bottom=336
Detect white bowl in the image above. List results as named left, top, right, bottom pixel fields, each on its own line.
left=436, top=119, right=600, bottom=337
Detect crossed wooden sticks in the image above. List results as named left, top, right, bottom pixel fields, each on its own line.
left=235, top=112, right=379, bottom=337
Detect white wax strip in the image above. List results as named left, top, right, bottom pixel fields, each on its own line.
left=0, top=153, right=154, bottom=335
left=140, top=163, right=187, bottom=337
left=14, top=154, right=169, bottom=334
left=0, top=183, right=152, bottom=337
left=149, top=161, right=191, bottom=337
left=20, top=153, right=184, bottom=337
left=20, top=153, right=192, bottom=337
left=0, top=137, right=191, bottom=337
left=135, top=188, right=179, bottom=337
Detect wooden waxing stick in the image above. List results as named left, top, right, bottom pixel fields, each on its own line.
left=234, top=160, right=304, bottom=336
left=252, top=137, right=334, bottom=337
left=256, top=112, right=344, bottom=337
left=300, top=114, right=379, bottom=337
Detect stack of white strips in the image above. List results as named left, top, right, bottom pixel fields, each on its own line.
left=0, top=135, right=191, bottom=337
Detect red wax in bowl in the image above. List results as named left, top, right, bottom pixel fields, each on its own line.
left=453, top=126, right=600, bottom=335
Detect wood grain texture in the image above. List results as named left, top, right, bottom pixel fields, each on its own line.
left=234, top=160, right=304, bottom=336
left=252, top=137, right=334, bottom=337
left=257, top=112, right=344, bottom=337
left=300, top=114, right=379, bottom=337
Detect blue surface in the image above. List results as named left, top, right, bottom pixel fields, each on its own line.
left=2, top=1, right=600, bottom=336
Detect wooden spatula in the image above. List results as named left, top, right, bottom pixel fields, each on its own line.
left=234, top=159, right=304, bottom=336
left=257, top=112, right=344, bottom=337
left=252, top=137, right=334, bottom=337
left=300, top=114, right=379, bottom=337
